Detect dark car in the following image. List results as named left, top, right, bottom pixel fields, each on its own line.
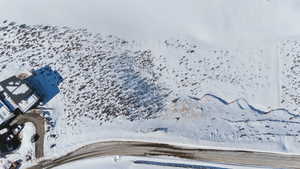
left=9, top=160, right=22, bottom=169
left=31, top=134, right=39, bottom=143
left=11, top=124, right=24, bottom=136
left=0, top=132, right=21, bottom=155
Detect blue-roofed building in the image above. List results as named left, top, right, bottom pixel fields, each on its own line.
left=25, top=66, right=63, bottom=105
left=0, top=66, right=63, bottom=127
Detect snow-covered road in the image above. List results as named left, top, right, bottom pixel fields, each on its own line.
left=26, top=140, right=300, bottom=169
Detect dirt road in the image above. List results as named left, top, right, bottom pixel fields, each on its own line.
left=10, top=109, right=45, bottom=158
left=27, top=141, right=300, bottom=169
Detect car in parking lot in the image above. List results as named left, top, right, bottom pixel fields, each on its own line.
left=0, top=124, right=24, bottom=155
left=11, top=124, right=24, bottom=136
left=0, top=132, right=21, bottom=154
left=6, top=134, right=14, bottom=142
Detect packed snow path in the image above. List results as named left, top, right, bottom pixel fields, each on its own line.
left=27, top=140, right=300, bottom=169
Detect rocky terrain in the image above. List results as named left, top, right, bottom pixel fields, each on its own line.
left=0, top=20, right=169, bottom=126
left=280, top=40, right=300, bottom=114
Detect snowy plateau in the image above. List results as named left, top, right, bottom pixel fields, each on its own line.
left=0, top=0, right=300, bottom=169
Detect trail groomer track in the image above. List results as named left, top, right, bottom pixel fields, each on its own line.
left=27, top=140, right=300, bottom=169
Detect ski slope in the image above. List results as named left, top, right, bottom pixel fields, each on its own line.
left=0, top=0, right=300, bottom=168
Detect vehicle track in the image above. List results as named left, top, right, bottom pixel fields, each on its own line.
left=27, top=141, right=300, bottom=169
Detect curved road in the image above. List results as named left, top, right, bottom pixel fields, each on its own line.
left=10, top=109, right=45, bottom=158
left=27, top=140, right=300, bottom=169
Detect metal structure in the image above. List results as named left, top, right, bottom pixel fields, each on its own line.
left=0, top=66, right=63, bottom=127
left=0, top=76, right=40, bottom=125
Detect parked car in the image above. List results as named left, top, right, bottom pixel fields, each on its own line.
left=6, top=134, right=14, bottom=142
left=9, top=160, right=22, bottom=169
left=11, top=124, right=24, bottom=135
left=0, top=126, right=22, bottom=155
left=0, top=133, right=21, bottom=154
left=31, top=134, right=39, bottom=143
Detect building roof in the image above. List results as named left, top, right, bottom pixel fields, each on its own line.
left=0, top=100, right=14, bottom=125
left=0, top=76, right=39, bottom=113
left=25, top=66, right=63, bottom=104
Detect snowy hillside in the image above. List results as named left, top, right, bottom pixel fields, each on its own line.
left=0, top=20, right=299, bottom=157
left=0, top=0, right=300, bottom=168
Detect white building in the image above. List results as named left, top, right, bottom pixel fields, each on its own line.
left=0, top=76, right=40, bottom=127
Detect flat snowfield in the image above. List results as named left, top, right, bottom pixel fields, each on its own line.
left=1, top=0, right=300, bottom=44
left=53, top=156, right=260, bottom=169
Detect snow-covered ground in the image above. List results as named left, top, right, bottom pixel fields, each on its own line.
left=0, top=0, right=300, bottom=168
left=53, top=156, right=264, bottom=169
left=17, top=123, right=35, bottom=160
left=1, top=0, right=300, bottom=46
left=0, top=20, right=294, bottom=156
left=0, top=158, right=11, bottom=169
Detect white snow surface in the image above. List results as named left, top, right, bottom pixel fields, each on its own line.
left=5, top=123, right=35, bottom=162
left=0, top=158, right=11, bottom=169
left=0, top=0, right=300, bottom=168
left=17, top=123, right=35, bottom=159
left=53, top=156, right=262, bottom=169
left=1, top=0, right=300, bottom=46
